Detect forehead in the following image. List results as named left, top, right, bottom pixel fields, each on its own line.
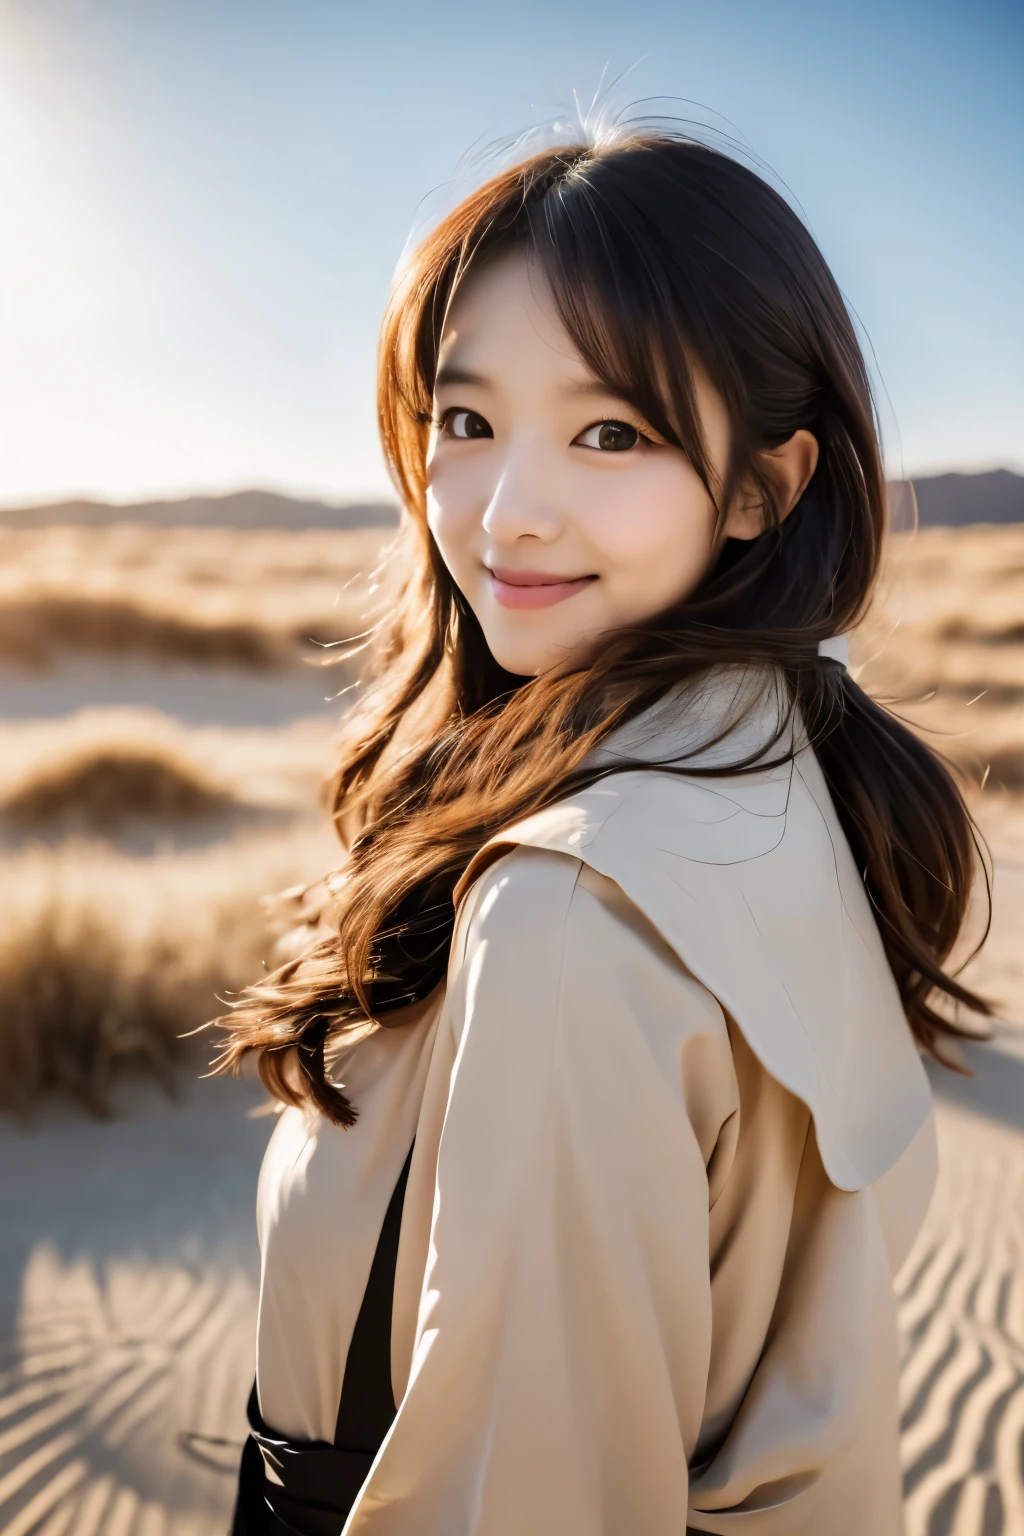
left=435, top=248, right=592, bottom=385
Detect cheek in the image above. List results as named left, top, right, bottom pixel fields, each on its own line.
left=424, top=453, right=489, bottom=568
left=587, top=461, right=718, bottom=614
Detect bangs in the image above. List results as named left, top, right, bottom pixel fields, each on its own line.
left=386, top=140, right=734, bottom=523
left=525, top=171, right=722, bottom=511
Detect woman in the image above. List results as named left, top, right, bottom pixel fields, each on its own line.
left=222, top=131, right=988, bottom=1534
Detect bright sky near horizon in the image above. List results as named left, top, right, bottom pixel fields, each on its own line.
left=0, top=0, right=1021, bottom=508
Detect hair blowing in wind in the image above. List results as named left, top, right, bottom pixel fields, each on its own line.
left=212, top=132, right=991, bottom=1125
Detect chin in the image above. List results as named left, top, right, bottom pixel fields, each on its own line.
left=475, top=632, right=540, bottom=678
left=486, top=636, right=588, bottom=680
left=486, top=646, right=545, bottom=679
left=477, top=604, right=603, bottom=677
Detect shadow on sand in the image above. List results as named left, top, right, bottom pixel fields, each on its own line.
left=928, top=1032, right=1024, bottom=1135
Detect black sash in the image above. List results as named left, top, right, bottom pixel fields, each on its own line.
left=231, top=1145, right=414, bottom=1536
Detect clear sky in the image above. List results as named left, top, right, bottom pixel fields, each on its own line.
left=0, top=0, right=1020, bottom=507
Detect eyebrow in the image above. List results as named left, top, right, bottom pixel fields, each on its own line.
left=563, top=379, right=626, bottom=399
left=433, top=365, right=624, bottom=401
left=433, top=364, right=490, bottom=391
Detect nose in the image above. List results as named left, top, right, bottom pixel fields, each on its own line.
left=481, top=446, right=564, bottom=546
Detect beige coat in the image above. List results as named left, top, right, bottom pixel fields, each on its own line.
left=254, top=674, right=937, bottom=1534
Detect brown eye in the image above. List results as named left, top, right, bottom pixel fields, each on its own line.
left=444, top=409, right=493, bottom=440
left=576, top=420, right=642, bottom=452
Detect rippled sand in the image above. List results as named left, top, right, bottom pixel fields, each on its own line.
left=0, top=1073, right=267, bottom=1536
left=900, top=1062, right=1024, bottom=1535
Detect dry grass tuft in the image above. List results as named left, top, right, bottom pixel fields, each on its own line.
left=1, top=895, right=200, bottom=1116
left=980, top=748, right=1024, bottom=793
left=0, top=524, right=393, bottom=670
left=0, top=742, right=242, bottom=836
left=0, top=594, right=297, bottom=669
left=0, top=709, right=339, bottom=821
left=0, top=825, right=337, bottom=1118
left=853, top=526, right=1024, bottom=799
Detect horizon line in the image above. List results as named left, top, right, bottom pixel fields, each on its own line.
left=1, top=462, right=1022, bottom=516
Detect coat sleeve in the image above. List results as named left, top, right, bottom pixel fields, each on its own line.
left=345, top=845, right=741, bottom=1536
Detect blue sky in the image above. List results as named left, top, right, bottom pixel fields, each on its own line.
left=0, top=0, right=1020, bottom=506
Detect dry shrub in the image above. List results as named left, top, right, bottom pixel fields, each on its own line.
left=0, top=825, right=336, bottom=1118
left=0, top=709, right=339, bottom=827
left=1, top=897, right=200, bottom=1116
left=0, top=742, right=244, bottom=837
left=0, top=524, right=394, bottom=670
left=0, top=595, right=298, bottom=669
left=853, top=526, right=1024, bottom=803
left=939, top=618, right=1024, bottom=646
left=978, top=748, right=1024, bottom=792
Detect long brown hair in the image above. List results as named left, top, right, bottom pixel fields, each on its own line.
left=214, top=132, right=990, bottom=1124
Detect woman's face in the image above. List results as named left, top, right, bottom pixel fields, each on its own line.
left=424, top=250, right=731, bottom=678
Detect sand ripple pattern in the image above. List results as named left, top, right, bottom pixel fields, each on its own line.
left=1, top=1099, right=1022, bottom=1535
left=0, top=1245, right=255, bottom=1536
left=898, top=1103, right=1024, bottom=1536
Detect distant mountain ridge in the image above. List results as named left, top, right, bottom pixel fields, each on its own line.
left=0, top=471, right=1020, bottom=529
left=906, top=470, right=1024, bottom=527
left=0, top=489, right=399, bottom=530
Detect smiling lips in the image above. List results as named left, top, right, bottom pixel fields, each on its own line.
left=488, top=567, right=597, bottom=610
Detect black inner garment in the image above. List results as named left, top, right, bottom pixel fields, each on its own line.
left=231, top=1144, right=414, bottom=1536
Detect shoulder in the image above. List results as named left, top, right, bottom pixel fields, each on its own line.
left=456, top=749, right=933, bottom=1194
left=454, top=838, right=709, bottom=1000
left=451, top=843, right=579, bottom=984
left=449, top=843, right=738, bottom=1160
left=457, top=843, right=726, bottom=1042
